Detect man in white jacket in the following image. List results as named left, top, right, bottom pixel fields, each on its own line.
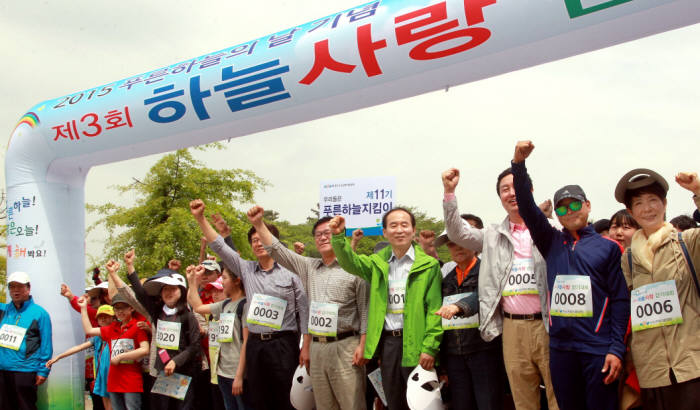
left=441, top=167, right=558, bottom=410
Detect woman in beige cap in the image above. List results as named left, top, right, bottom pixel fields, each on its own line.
left=614, top=168, right=700, bottom=410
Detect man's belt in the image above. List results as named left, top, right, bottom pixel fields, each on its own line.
left=311, top=331, right=359, bottom=343
left=381, top=328, right=403, bottom=337
left=249, top=330, right=296, bottom=341
left=503, top=311, right=542, bottom=321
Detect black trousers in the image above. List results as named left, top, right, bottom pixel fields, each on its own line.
left=0, top=370, right=38, bottom=410
left=641, top=376, right=700, bottom=410
left=246, top=333, right=299, bottom=410
left=379, top=334, right=412, bottom=410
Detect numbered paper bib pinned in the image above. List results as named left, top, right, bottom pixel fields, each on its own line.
left=550, top=275, right=593, bottom=317
left=388, top=279, right=407, bottom=314
left=156, top=321, right=181, bottom=350
left=85, top=344, right=95, bottom=359
left=441, top=293, right=478, bottom=330
left=308, top=301, right=339, bottom=337
left=0, top=324, right=27, bottom=351
left=631, top=280, right=683, bottom=332
left=502, top=258, right=538, bottom=296
left=207, top=320, right=220, bottom=347
left=111, top=338, right=135, bottom=364
left=247, top=293, right=287, bottom=330
left=218, top=313, right=236, bottom=342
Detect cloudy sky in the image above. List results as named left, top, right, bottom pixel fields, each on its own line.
left=2, top=1, right=700, bottom=263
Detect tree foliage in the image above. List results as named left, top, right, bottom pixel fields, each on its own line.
left=87, top=147, right=268, bottom=278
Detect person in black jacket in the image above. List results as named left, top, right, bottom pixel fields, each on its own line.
left=434, top=220, right=505, bottom=410
left=124, top=249, right=201, bottom=410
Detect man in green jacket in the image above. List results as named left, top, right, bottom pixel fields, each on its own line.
left=329, top=208, right=443, bottom=410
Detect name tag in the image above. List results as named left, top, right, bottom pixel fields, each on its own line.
left=550, top=275, right=593, bottom=317
left=156, top=321, right=181, bottom=350
left=308, top=301, right=339, bottom=337
left=0, top=324, right=27, bottom=351
left=388, top=279, right=407, bottom=314
left=502, top=258, right=538, bottom=296
left=631, top=280, right=683, bottom=332
left=111, top=338, right=135, bottom=364
left=218, top=313, right=236, bottom=342
left=441, top=293, right=479, bottom=330
left=246, top=293, right=287, bottom=330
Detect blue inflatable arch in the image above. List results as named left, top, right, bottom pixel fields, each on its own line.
left=5, top=0, right=699, bottom=407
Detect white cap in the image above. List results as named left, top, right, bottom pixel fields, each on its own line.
left=7, top=271, right=30, bottom=285
left=290, top=365, right=315, bottom=410
left=143, top=273, right=187, bottom=296
left=406, top=365, right=443, bottom=410
left=87, top=281, right=109, bottom=297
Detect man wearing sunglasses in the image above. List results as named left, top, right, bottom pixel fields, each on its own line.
left=511, top=140, right=630, bottom=410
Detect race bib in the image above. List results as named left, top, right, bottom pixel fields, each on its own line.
left=502, top=258, right=538, bottom=296
left=550, top=275, right=593, bottom=317
left=441, top=293, right=479, bottom=330
left=208, top=320, right=221, bottom=347
left=631, top=280, right=683, bottom=332
left=246, top=293, right=287, bottom=330
left=218, top=313, right=236, bottom=342
left=111, top=338, right=135, bottom=364
left=0, top=324, right=27, bottom=351
left=308, top=302, right=339, bottom=337
left=156, top=321, right=181, bottom=350
left=387, top=279, right=407, bottom=314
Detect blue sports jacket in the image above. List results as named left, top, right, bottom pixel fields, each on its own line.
left=0, top=296, right=53, bottom=377
left=512, top=161, right=629, bottom=359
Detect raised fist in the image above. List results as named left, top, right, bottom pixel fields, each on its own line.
left=329, top=216, right=346, bottom=235
left=442, top=168, right=460, bottom=194
left=513, top=140, right=535, bottom=163
left=189, top=199, right=205, bottom=219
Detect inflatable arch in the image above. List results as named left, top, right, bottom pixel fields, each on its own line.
left=5, top=0, right=700, bottom=407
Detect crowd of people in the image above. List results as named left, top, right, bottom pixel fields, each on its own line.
left=0, top=140, right=698, bottom=410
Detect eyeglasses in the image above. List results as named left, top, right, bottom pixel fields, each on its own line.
left=314, top=230, right=332, bottom=239
left=555, top=200, right=582, bottom=216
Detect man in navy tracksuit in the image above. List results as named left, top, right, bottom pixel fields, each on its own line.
left=510, top=141, right=629, bottom=410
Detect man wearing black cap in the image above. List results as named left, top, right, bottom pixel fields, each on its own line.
left=511, top=141, right=630, bottom=410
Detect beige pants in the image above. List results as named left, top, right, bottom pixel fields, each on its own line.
left=503, top=317, right=559, bottom=410
left=310, top=335, right=366, bottom=410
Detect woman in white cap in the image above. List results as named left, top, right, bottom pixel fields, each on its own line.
left=614, top=168, right=700, bottom=410
left=122, top=250, right=201, bottom=410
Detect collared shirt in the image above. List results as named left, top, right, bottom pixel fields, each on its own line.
left=209, top=236, right=309, bottom=334
left=500, top=221, right=541, bottom=314
left=264, top=239, right=369, bottom=334
left=385, top=245, right=415, bottom=330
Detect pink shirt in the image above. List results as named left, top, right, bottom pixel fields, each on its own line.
left=500, top=221, right=541, bottom=314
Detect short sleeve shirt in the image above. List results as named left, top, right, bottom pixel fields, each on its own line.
left=100, top=318, right=149, bottom=393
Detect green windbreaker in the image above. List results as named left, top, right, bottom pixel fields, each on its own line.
left=331, top=234, right=443, bottom=366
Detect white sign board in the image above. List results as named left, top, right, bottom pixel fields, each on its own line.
left=320, top=176, right=395, bottom=235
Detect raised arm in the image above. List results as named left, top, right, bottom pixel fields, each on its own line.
left=442, top=168, right=484, bottom=252
left=248, top=205, right=314, bottom=276
left=186, top=265, right=213, bottom=316
left=192, top=200, right=246, bottom=277
left=329, top=216, right=376, bottom=282
left=77, top=297, right=101, bottom=338
left=190, top=199, right=220, bottom=242
left=123, top=249, right=159, bottom=319
left=511, top=141, right=557, bottom=257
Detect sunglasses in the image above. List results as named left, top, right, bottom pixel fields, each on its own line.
left=555, top=200, right=582, bottom=216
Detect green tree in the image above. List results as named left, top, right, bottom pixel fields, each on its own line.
left=87, top=147, right=268, bottom=278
